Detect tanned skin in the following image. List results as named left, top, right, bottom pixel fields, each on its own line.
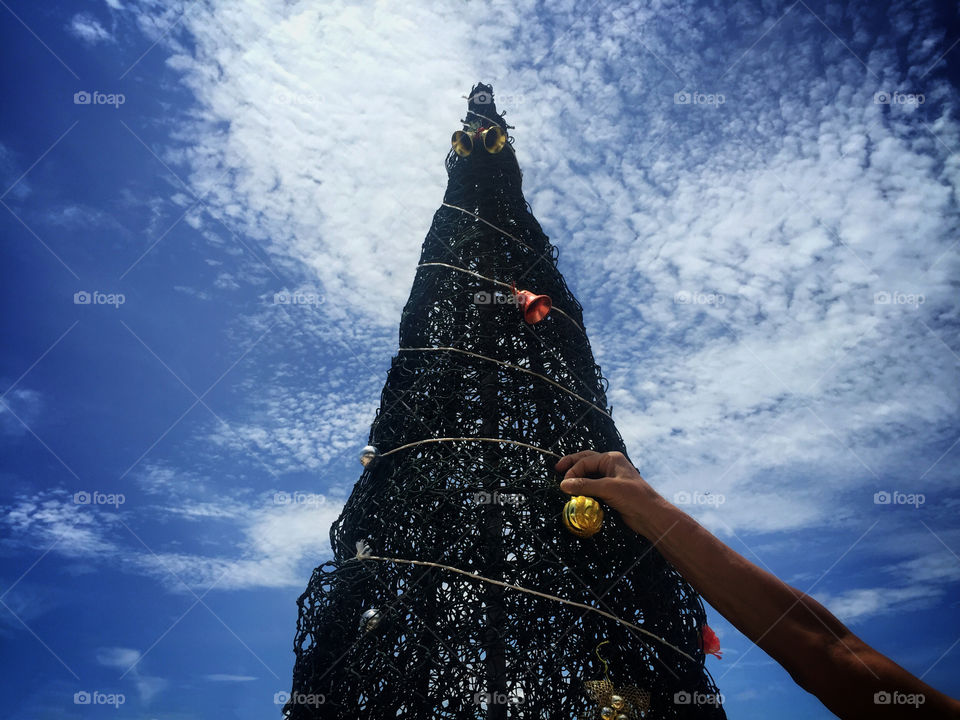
left=556, top=450, right=960, bottom=719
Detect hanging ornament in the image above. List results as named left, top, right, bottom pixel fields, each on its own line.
left=451, top=129, right=474, bottom=157
left=562, top=495, right=603, bottom=538
left=583, top=641, right=651, bottom=720
left=359, top=607, right=382, bottom=633
left=700, top=624, right=723, bottom=659
left=511, top=282, right=552, bottom=323
left=359, top=445, right=379, bottom=467
left=479, top=125, right=507, bottom=153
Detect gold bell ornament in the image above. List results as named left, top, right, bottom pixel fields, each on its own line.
left=583, top=641, right=651, bottom=720
left=479, top=125, right=507, bottom=153
left=451, top=130, right=474, bottom=157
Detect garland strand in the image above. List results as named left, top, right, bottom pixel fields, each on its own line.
left=353, top=542, right=696, bottom=664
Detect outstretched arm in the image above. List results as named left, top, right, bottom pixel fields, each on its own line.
left=556, top=450, right=960, bottom=719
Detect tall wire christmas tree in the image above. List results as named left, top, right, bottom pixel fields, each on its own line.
left=285, top=84, right=725, bottom=719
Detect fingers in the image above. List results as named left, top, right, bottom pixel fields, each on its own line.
left=561, top=452, right=613, bottom=482
left=559, top=476, right=588, bottom=494
left=559, top=476, right=609, bottom=496
left=554, top=450, right=599, bottom=474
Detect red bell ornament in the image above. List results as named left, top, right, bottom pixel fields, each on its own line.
left=515, top=289, right=552, bottom=324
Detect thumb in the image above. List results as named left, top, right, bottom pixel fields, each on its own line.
left=560, top=476, right=605, bottom=496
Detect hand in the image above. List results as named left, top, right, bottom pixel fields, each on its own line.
left=555, top=450, right=669, bottom=538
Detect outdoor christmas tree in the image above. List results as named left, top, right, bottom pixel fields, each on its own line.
left=285, top=84, right=726, bottom=719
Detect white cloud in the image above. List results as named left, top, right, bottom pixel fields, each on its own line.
left=136, top=463, right=210, bottom=497
left=813, top=585, right=942, bottom=624
left=206, top=386, right=376, bottom=474
left=2, top=486, right=342, bottom=591
left=0, top=387, right=41, bottom=436
left=811, top=541, right=960, bottom=624
left=136, top=498, right=343, bottom=590
left=172, top=285, right=212, bottom=300
left=214, top=271, right=240, bottom=289
left=96, top=646, right=141, bottom=669
left=97, top=646, right=168, bottom=703
left=67, top=13, right=113, bottom=44
left=3, top=496, right=118, bottom=556
left=203, top=673, right=258, bottom=682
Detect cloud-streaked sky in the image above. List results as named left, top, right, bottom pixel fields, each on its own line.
left=1, top=0, right=958, bottom=718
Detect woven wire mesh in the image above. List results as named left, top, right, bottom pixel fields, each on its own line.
left=285, top=84, right=726, bottom=719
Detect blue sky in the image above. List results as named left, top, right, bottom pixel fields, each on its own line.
left=1, top=0, right=958, bottom=718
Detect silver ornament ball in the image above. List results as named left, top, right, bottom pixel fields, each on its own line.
left=359, top=607, right=381, bottom=632
left=359, top=445, right=379, bottom=467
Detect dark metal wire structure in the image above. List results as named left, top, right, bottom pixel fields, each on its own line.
left=285, top=84, right=726, bottom=719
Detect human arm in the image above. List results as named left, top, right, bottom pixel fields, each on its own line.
left=556, top=450, right=960, bottom=719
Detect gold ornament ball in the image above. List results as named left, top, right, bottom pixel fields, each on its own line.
left=562, top=495, right=603, bottom=538
left=610, top=695, right=625, bottom=710
left=600, top=707, right=615, bottom=720
left=615, top=715, right=629, bottom=720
